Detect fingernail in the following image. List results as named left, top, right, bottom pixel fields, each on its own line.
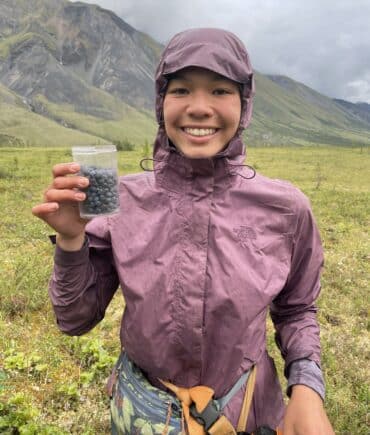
left=78, top=178, right=88, bottom=187
left=75, top=192, right=85, bottom=200
left=70, top=164, right=80, bottom=172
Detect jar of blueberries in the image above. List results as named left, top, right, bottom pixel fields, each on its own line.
left=72, top=145, right=120, bottom=218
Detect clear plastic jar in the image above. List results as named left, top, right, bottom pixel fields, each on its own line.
left=72, top=145, right=120, bottom=219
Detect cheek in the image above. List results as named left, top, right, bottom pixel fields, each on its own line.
left=233, top=100, right=242, bottom=130
left=162, top=101, right=178, bottom=143
left=163, top=99, right=175, bottom=127
left=220, top=95, right=242, bottom=128
left=225, top=106, right=242, bottom=133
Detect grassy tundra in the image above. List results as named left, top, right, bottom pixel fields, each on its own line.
left=0, top=145, right=369, bottom=434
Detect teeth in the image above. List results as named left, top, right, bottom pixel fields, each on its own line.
left=184, top=128, right=216, bottom=136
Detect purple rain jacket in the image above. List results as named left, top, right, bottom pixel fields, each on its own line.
left=49, top=29, right=324, bottom=430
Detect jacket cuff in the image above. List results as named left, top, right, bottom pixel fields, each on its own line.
left=54, top=236, right=89, bottom=266
left=287, top=359, right=325, bottom=401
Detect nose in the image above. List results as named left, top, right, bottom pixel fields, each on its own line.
left=185, top=92, right=213, bottom=118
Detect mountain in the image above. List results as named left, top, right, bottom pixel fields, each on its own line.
left=1, top=0, right=370, bottom=148
left=0, top=0, right=160, bottom=109
left=258, top=75, right=370, bottom=146
left=0, top=0, right=159, bottom=146
left=333, top=99, right=370, bottom=125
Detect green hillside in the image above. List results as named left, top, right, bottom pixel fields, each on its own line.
left=2, top=71, right=370, bottom=148
left=0, top=80, right=157, bottom=147
left=246, top=73, right=370, bottom=146
left=32, top=94, right=157, bottom=146
left=0, top=84, right=106, bottom=147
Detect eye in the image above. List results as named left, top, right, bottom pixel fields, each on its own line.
left=167, top=87, right=189, bottom=95
left=213, top=88, right=233, bottom=95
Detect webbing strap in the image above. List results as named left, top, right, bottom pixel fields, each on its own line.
left=216, top=370, right=251, bottom=410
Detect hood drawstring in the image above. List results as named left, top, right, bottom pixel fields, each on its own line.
left=226, top=160, right=256, bottom=180
left=139, top=157, right=165, bottom=172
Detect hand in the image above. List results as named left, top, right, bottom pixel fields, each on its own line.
left=32, top=162, right=90, bottom=247
left=283, top=385, right=335, bottom=435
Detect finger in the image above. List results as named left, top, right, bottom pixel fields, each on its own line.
left=52, top=176, right=89, bottom=190
left=44, top=188, right=86, bottom=203
left=52, top=162, right=80, bottom=178
left=32, top=202, right=59, bottom=218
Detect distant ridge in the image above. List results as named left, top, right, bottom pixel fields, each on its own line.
left=333, top=99, right=370, bottom=125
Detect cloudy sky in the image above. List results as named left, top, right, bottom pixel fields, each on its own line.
left=73, top=0, right=370, bottom=103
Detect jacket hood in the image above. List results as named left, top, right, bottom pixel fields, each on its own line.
left=153, top=28, right=255, bottom=162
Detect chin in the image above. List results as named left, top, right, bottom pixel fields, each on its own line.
left=184, top=151, right=213, bottom=159
left=179, top=146, right=219, bottom=160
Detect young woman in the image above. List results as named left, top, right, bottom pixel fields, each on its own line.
left=32, top=28, right=334, bottom=434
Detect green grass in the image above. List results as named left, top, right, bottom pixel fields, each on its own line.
left=0, top=145, right=369, bottom=434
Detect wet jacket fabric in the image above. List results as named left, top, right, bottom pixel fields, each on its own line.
left=49, top=29, right=324, bottom=430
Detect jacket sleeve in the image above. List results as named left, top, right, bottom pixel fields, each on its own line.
left=270, top=189, right=324, bottom=374
left=49, top=216, right=119, bottom=336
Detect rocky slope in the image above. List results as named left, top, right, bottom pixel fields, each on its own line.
left=0, top=0, right=160, bottom=116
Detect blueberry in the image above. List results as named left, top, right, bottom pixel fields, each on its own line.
left=78, top=165, right=119, bottom=216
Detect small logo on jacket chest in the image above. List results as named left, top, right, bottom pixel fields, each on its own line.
left=233, top=225, right=257, bottom=247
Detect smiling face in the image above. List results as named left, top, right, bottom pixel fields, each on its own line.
left=163, top=67, right=242, bottom=159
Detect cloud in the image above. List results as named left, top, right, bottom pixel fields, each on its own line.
left=72, top=0, right=370, bottom=103
left=346, top=75, right=370, bottom=103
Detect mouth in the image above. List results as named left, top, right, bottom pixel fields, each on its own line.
left=182, top=127, right=218, bottom=137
